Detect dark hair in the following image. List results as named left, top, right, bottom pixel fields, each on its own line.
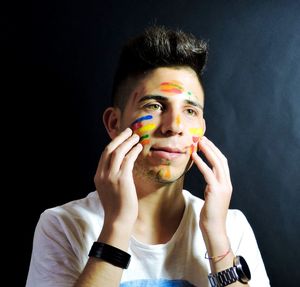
left=111, top=25, right=208, bottom=109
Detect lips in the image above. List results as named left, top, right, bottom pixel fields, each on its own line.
left=150, top=146, right=185, bottom=160
left=151, top=146, right=183, bottom=153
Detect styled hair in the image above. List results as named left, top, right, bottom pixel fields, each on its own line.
left=111, top=25, right=208, bottom=109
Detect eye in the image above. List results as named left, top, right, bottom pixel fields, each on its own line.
left=185, top=108, right=198, bottom=116
left=144, top=103, right=163, bottom=111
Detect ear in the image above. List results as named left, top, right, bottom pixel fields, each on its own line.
left=102, top=107, right=122, bottom=140
left=201, top=118, right=206, bottom=136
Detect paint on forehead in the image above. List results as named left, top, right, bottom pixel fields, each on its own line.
left=159, top=81, right=184, bottom=94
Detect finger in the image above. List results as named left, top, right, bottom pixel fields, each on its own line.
left=121, top=143, right=143, bottom=175
left=97, top=128, right=133, bottom=174
left=201, top=137, right=231, bottom=184
left=197, top=137, right=226, bottom=182
left=109, top=133, right=140, bottom=174
left=191, top=151, right=218, bottom=185
left=105, top=127, right=133, bottom=155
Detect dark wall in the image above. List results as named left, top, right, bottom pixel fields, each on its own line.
left=19, top=0, right=300, bottom=286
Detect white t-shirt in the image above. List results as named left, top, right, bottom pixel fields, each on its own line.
left=26, top=190, right=270, bottom=287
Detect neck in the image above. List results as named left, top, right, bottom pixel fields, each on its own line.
left=133, top=177, right=186, bottom=244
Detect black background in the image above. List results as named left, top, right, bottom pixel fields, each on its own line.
left=13, top=0, right=300, bottom=286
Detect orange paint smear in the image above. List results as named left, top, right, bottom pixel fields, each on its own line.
left=164, top=167, right=171, bottom=179
left=176, top=115, right=181, bottom=126
left=189, top=144, right=195, bottom=155
left=140, top=139, right=150, bottom=145
left=159, top=81, right=184, bottom=94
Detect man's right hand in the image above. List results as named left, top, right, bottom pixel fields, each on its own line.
left=94, top=127, right=143, bottom=229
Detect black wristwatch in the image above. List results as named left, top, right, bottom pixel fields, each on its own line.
left=208, top=256, right=251, bottom=286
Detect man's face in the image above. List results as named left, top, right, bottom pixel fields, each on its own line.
left=121, top=67, right=205, bottom=183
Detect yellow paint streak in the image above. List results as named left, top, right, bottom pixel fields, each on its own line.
left=137, top=124, right=156, bottom=133
left=189, top=128, right=203, bottom=136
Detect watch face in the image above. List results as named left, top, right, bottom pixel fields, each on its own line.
left=235, top=256, right=251, bottom=283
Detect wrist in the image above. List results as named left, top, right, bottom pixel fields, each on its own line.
left=99, top=220, right=133, bottom=251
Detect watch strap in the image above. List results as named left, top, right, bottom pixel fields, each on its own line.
left=88, top=242, right=131, bottom=269
left=208, top=267, right=238, bottom=287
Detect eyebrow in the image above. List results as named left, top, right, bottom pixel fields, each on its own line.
left=138, top=95, right=203, bottom=110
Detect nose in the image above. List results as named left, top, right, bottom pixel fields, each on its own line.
left=160, top=109, right=184, bottom=136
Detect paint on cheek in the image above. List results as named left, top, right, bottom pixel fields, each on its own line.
left=189, top=144, right=195, bottom=155
left=131, top=115, right=155, bottom=145
left=131, top=115, right=153, bottom=126
left=188, top=128, right=203, bottom=154
left=137, top=123, right=156, bottom=133
left=140, top=134, right=150, bottom=145
left=189, top=127, right=204, bottom=137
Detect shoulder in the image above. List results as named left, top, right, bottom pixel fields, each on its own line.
left=43, top=191, right=102, bottom=218
left=36, top=191, right=103, bottom=240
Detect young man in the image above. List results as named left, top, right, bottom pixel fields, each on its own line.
left=26, top=26, right=270, bottom=287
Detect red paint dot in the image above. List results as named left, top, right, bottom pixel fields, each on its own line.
left=192, top=136, right=199, bottom=143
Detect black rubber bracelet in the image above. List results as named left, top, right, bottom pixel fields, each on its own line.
left=88, top=242, right=131, bottom=269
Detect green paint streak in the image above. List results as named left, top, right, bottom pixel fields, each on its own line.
left=140, top=134, right=149, bottom=140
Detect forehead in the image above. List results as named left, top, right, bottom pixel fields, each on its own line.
left=129, top=67, right=204, bottom=103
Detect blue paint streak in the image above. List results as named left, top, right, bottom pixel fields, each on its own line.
left=131, top=115, right=153, bottom=125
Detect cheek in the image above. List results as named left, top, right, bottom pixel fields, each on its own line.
left=131, top=114, right=157, bottom=146
left=188, top=127, right=204, bottom=154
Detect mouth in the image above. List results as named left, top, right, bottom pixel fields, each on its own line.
left=150, top=146, right=185, bottom=160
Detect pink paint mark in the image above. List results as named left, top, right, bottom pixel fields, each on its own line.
left=132, top=122, right=143, bottom=131
left=192, top=136, right=200, bottom=143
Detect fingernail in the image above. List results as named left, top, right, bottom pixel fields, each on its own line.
left=125, top=127, right=132, bottom=134
left=133, top=133, right=140, bottom=140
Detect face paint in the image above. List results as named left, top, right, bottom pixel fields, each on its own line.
left=175, top=115, right=181, bottom=126
left=131, top=114, right=156, bottom=145
left=189, top=128, right=203, bottom=138
left=188, top=127, right=204, bottom=154
left=159, top=81, right=184, bottom=94
left=158, top=166, right=171, bottom=179
left=189, top=144, right=196, bottom=155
